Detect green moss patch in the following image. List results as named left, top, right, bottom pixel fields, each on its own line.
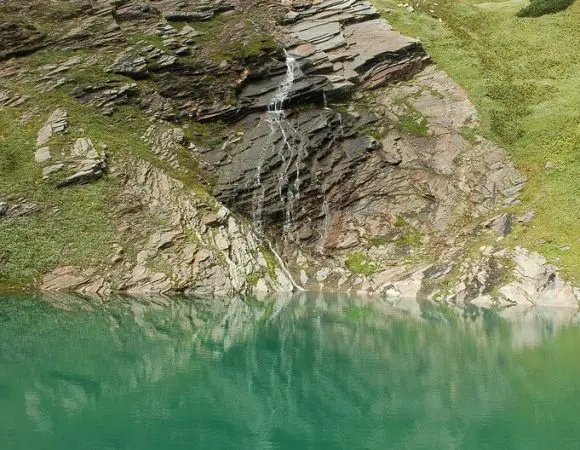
left=345, top=252, right=381, bottom=276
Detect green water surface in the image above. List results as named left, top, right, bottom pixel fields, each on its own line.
left=0, top=293, right=579, bottom=449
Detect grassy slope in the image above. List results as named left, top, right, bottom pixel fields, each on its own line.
left=372, top=0, right=580, bottom=281
left=0, top=53, right=212, bottom=286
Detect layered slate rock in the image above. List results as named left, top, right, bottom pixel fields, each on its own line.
left=236, top=0, right=429, bottom=114
left=208, top=62, right=523, bottom=255
left=0, top=196, right=40, bottom=220
left=55, top=138, right=108, bottom=187
left=282, top=0, right=430, bottom=96
left=202, top=1, right=436, bottom=239
left=210, top=109, right=377, bottom=232
left=70, top=82, right=139, bottom=116
left=36, top=108, right=68, bottom=146
left=38, top=136, right=108, bottom=188
left=0, top=22, right=47, bottom=60
left=142, top=124, right=186, bottom=169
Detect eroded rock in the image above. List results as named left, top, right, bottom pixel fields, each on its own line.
left=36, top=108, right=68, bottom=146
left=142, top=124, right=186, bottom=168
left=0, top=21, right=47, bottom=61
left=0, top=196, right=40, bottom=219
left=55, top=138, right=108, bottom=187
left=109, top=50, right=149, bottom=79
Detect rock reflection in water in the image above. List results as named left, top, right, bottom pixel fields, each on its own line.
left=0, top=294, right=579, bottom=449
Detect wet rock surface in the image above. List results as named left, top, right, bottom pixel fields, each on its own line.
left=209, top=64, right=523, bottom=254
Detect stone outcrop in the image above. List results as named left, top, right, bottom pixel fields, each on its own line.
left=209, top=108, right=378, bottom=234
left=142, top=124, right=186, bottom=169
left=0, top=22, right=47, bottom=60
left=70, top=82, right=139, bottom=116
left=0, top=0, right=575, bottom=306
left=55, top=138, right=108, bottom=187
left=0, top=196, right=40, bottom=220
left=34, top=118, right=108, bottom=187
left=42, top=159, right=295, bottom=297
left=208, top=64, right=523, bottom=254
left=282, top=0, right=429, bottom=95
left=36, top=108, right=68, bottom=146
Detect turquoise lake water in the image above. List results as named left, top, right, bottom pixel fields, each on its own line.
left=1, top=293, right=580, bottom=449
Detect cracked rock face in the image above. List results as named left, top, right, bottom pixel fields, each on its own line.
left=209, top=108, right=377, bottom=238
left=283, top=1, right=429, bottom=94
left=0, top=21, right=47, bottom=61
left=206, top=63, right=523, bottom=254
left=42, top=160, right=294, bottom=297
left=142, top=124, right=186, bottom=169
left=36, top=108, right=68, bottom=146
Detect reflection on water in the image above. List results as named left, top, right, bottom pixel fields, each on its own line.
left=1, top=293, right=580, bottom=449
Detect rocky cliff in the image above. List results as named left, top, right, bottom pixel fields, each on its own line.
left=0, top=0, right=577, bottom=308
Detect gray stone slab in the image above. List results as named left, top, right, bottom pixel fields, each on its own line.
left=34, top=147, right=51, bottom=163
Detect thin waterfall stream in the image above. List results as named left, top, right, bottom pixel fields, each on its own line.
left=251, top=50, right=305, bottom=291
left=252, top=51, right=302, bottom=239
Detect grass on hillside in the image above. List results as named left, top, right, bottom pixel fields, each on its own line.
left=372, top=0, right=580, bottom=281
left=0, top=55, right=219, bottom=286
left=517, top=0, right=576, bottom=17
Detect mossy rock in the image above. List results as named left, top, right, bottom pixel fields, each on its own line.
left=345, top=252, right=381, bottom=276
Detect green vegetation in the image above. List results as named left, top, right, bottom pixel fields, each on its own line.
left=0, top=94, right=118, bottom=285
left=345, top=252, right=381, bottom=276
left=459, top=125, right=480, bottom=146
left=372, top=0, right=580, bottom=281
left=259, top=245, right=278, bottom=280
left=194, top=14, right=278, bottom=62
left=369, top=236, right=392, bottom=246
left=247, top=271, right=262, bottom=287
left=231, top=33, right=277, bottom=59
left=397, top=105, right=430, bottom=136
left=517, top=0, right=576, bottom=17
left=393, top=216, right=423, bottom=246
left=0, top=49, right=219, bottom=285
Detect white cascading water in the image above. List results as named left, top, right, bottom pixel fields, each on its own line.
left=252, top=50, right=303, bottom=238
left=316, top=198, right=331, bottom=254
left=269, top=50, right=298, bottom=113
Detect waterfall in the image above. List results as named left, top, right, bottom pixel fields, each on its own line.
left=269, top=51, right=298, bottom=114
left=337, top=112, right=344, bottom=138
left=256, top=51, right=303, bottom=239
left=317, top=198, right=331, bottom=254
